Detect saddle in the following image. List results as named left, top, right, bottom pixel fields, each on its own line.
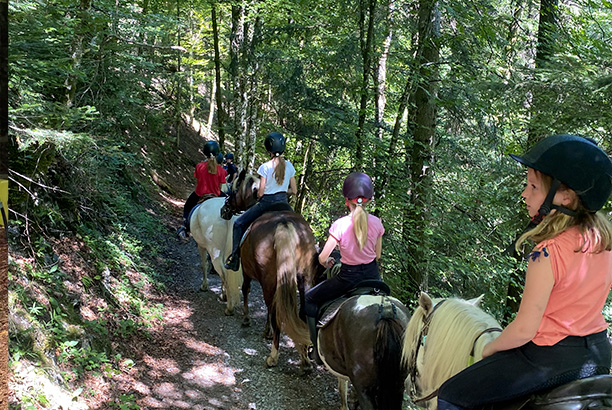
left=316, top=279, right=391, bottom=329
left=239, top=202, right=294, bottom=245
left=480, top=374, right=612, bottom=410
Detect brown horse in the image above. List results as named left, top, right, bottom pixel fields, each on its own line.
left=317, top=291, right=411, bottom=410
left=223, top=172, right=326, bottom=371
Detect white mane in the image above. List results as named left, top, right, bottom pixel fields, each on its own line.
left=402, top=293, right=502, bottom=409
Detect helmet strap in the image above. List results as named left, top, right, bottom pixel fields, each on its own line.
left=532, top=178, right=566, bottom=225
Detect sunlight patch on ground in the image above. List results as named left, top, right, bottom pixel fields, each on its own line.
left=182, top=363, right=237, bottom=388
left=143, top=355, right=181, bottom=375
left=183, top=338, right=224, bottom=355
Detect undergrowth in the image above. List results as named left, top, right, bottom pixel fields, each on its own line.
left=8, top=127, right=180, bottom=408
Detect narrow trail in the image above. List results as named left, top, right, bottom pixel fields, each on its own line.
left=120, top=225, right=342, bottom=410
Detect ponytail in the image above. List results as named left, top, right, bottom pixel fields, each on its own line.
left=352, top=204, right=369, bottom=250
left=207, top=156, right=218, bottom=174
left=273, top=155, right=286, bottom=185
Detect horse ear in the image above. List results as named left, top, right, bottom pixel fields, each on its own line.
left=419, top=292, right=433, bottom=314
left=467, top=294, right=484, bottom=306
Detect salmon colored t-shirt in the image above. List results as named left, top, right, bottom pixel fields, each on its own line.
left=531, top=226, right=612, bottom=346
left=194, top=162, right=227, bottom=196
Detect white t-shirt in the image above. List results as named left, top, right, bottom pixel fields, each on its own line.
left=257, top=159, right=296, bottom=195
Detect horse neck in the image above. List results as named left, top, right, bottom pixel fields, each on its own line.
left=420, top=300, right=500, bottom=396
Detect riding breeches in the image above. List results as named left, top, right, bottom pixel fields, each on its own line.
left=437, top=330, right=611, bottom=409
left=183, top=192, right=202, bottom=229
left=304, top=260, right=380, bottom=318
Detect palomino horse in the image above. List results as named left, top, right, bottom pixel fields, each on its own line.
left=402, top=292, right=612, bottom=409
left=189, top=197, right=243, bottom=315
left=223, top=171, right=326, bottom=371
left=317, top=288, right=411, bottom=410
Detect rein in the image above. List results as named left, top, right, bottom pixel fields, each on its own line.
left=408, top=300, right=503, bottom=405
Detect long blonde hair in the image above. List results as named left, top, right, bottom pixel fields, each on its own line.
left=206, top=156, right=218, bottom=174
left=272, top=154, right=286, bottom=185
left=516, top=170, right=612, bottom=253
left=351, top=202, right=369, bottom=250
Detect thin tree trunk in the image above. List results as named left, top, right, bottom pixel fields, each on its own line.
left=211, top=2, right=225, bottom=148
left=355, top=0, right=377, bottom=167
left=65, top=0, right=91, bottom=107
left=403, top=0, right=440, bottom=298
left=0, top=0, right=7, bottom=178
left=175, top=0, right=182, bottom=147
left=374, top=0, right=394, bottom=143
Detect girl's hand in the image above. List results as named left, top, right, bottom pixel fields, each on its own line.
left=325, top=257, right=335, bottom=268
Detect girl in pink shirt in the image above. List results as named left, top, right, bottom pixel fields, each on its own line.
left=438, top=134, right=612, bottom=409
left=305, top=172, right=385, bottom=363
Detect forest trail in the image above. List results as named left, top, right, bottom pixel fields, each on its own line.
left=97, top=216, right=343, bottom=410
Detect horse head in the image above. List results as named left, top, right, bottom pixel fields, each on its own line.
left=220, top=170, right=260, bottom=219
left=402, top=292, right=502, bottom=408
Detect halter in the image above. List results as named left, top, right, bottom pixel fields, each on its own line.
left=408, top=299, right=502, bottom=405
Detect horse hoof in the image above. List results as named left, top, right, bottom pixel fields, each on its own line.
left=224, top=307, right=234, bottom=316
left=241, top=318, right=251, bottom=327
left=200, top=283, right=208, bottom=292
left=265, top=356, right=278, bottom=368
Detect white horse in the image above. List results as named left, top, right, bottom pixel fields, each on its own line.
left=189, top=197, right=243, bottom=316
left=401, top=292, right=501, bottom=409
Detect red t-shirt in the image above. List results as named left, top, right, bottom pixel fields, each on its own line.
left=194, top=161, right=227, bottom=196
left=532, top=226, right=612, bottom=345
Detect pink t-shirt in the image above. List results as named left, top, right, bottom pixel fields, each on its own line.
left=531, top=226, right=612, bottom=346
left=194, top=162, right=227, bottom=196
left=329, top=213, right=384, bottom=266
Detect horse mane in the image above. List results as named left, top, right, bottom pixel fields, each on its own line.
left=403, top=297, right=502, bottom=406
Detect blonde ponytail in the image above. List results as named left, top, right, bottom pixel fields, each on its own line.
left=207, top=156, right=218, bottom=174
left=352, top=205, right=369, bottom=250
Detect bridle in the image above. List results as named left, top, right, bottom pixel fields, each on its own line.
left=407, top=299, right=502, bottom=405
left=220, top=176, right=258, bottom=220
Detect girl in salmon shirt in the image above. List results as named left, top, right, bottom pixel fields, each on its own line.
left=437, top=134, right=612, bottom=409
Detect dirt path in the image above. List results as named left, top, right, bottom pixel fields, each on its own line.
left=117, top=228, right=342, bottom=410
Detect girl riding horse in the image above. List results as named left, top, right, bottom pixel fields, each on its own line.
left=305, top=172, right=385, bottom=364
left=178, top=140, right=227, bottom=240
left=437, top=134, right=612, bottom=409
left=224, top=132, right=297, bottom=271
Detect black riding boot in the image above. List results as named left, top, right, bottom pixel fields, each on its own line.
left=307, top=316, right=323, bottom=365
left=224, top=251, right=241, bottom=271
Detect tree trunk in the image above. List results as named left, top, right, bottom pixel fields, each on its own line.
left=211, top=2, right=226, bottom=148
left=355, top=0, right=377, bottom=167
left=0, top=0, right=7, bottom=177
left=374, top=0, right=394, bottom=143
left=403, top=0, right=440, bottom=298
left=65, top=0, right=92, bottom=107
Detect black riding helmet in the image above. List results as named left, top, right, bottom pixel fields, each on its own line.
left=265, top=132, right=286, bottom=155
left=225, top=152, right=234, bottom=160
left=342, top=172, right=374, bottom=202
left=510, top=134, right=612, bottom=222
left=204, top=140, right=220, bottom=158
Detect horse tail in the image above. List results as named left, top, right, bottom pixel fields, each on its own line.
left=272, top=222, right=310, bottom=346
left=373, top=298, right=409, bottom=409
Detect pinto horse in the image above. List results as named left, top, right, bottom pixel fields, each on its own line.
left=402, top=292, right=612, bottom=409
left=223, top=172, right=326, bottom=371
left=317, top=289, right=411, bottom=410
left=189, top=197, right=243, bottom=315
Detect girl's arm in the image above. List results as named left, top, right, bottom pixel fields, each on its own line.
left=287, top=176, right=297, bottom=196
left=482, top=249, right=554, bottom=357
left=258, top=176, right=267, bottom=199
left=375, top=235, right=382, bottom=260
left=318, top=235, right=338, bottom=268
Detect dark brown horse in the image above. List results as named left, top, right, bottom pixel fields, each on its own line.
left=223, top=172, right=326, bottom=371
left=317, top=291, right=411, bottom=410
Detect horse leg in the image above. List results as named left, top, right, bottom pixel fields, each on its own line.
left=265, top=315, right=281, bottom=368
left=337, top=377, right=349, bottom=410
left=241, top=276, right=252, bottom=327
left=263, top=311, right=273, bottom=339
left=197, top=245, right=210, bottom=292
left=296, top=342, right=312, bottom=375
